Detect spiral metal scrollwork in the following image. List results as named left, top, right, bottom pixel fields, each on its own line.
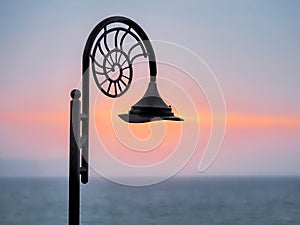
left=90, top=19, right=152, bottom=98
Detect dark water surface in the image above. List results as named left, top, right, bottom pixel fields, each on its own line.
left=0, top=177, right=299, bottom=225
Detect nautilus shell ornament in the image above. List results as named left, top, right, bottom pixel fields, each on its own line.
left=89, top=17, right=154, bottom=98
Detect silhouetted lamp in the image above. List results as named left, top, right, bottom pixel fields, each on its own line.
left=118, top=77, right=183, bottom=123
left=69, top=16, right=183, bottom=225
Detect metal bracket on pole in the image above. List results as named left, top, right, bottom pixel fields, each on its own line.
left=69, top=89, right=81, bottom=225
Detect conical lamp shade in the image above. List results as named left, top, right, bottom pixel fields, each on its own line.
left=118, top=81, right=183, bottom=123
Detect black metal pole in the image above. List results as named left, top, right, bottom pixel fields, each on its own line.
left=69, top=90, right=81, bottom=225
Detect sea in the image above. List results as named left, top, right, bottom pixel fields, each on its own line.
left=0, top=176, right=300, bottom=225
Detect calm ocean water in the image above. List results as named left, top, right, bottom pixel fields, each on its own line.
left=0, top=177, right=299, bottom=225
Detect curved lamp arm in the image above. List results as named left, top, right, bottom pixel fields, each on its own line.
left=82, top=16, right=157, bottom=77
left=80, top=16, right=157, bottom=184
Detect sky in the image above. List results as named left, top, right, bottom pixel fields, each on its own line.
left=0, top=0, right=299, bottom=177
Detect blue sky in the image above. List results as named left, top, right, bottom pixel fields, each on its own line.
left=0, top=0, right=299, bottom=176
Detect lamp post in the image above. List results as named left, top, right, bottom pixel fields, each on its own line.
left=69, top=16, right=183, bottom=225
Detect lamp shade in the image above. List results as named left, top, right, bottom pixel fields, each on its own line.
left=118, top=80, right=183, bottom=123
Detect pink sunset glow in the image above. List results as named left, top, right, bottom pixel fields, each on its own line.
left=0, top=1, right=299, bottom=177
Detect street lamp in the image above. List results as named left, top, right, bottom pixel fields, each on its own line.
left=69, top=16, right=183, bottom=225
